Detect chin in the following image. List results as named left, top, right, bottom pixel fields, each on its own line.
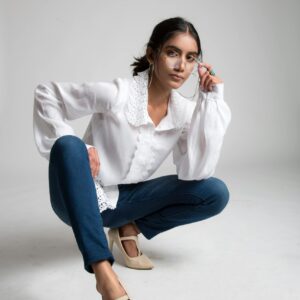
left=168, top=80, right=183, bottom=89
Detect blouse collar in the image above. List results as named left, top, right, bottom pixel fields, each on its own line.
left=124, top=69, right=186, bottom=131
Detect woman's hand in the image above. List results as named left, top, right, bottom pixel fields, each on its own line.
left=87, top=147, right=100, bottom=178
left=198, top=62, right=223, bottom=92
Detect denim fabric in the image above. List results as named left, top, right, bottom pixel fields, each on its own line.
left=48, top=135, right=230, bottom=274
left=102, top=174, right=230, bottom=240
left=48, top=135, right=115, bottom=273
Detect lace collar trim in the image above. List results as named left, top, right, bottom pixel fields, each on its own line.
left=124, top=69, right=186, bottom=131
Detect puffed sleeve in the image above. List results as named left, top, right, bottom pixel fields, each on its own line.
left=33, top=79, right=122, bottom=161
left=172, top=83, right=231, bottom=180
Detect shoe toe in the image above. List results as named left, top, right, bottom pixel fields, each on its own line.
left=129, top=253, right=154, bottom=269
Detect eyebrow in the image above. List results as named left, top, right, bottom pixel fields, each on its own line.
left=165, top=45, right=198, bottom=56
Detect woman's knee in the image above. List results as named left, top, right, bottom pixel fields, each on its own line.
left=50, top=135, right=87, bottom=161
left=210, top=177, right=230, bottom=214
left=192, top=177, right=230, bottom=214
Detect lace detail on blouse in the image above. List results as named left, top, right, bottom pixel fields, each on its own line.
left=94, top=179, right=117, bottom=213
left=125, top=70, right=149, bottom=126
left=124, top=69, right=187, bottom=129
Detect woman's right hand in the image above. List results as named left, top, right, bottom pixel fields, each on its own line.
left=87, top=147, right=100, bottom=178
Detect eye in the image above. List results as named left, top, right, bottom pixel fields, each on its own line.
left=167, top=50, right=178, bottom=57
left=187, top=55, right=196, bottom=62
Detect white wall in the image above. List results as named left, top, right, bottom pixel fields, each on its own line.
left=0, top=0, right=299, bottom=183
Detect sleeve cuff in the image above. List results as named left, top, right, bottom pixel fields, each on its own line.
left=200, top=82, right=224, bottom=101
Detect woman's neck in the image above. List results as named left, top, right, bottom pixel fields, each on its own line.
left=148, top=75, right=171, bottom=108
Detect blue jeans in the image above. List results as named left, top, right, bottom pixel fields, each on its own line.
left=48, top=135, right=230, bottom=274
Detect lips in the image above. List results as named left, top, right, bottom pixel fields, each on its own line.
left=170, top=74, right=183, bottom=80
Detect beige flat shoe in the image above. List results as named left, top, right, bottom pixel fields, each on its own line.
left=108, top=227, right=154, bottom=270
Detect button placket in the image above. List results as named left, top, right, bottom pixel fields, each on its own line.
left=143, top=125, right=155, bottom=177
left=138, top=126, right=151, bottom=176
left=123, top=125, right=156, bottom=181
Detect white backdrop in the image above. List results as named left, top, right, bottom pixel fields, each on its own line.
left=0, top=0, right=299, bottom=183
left=1, top=1, right=300, bottom=300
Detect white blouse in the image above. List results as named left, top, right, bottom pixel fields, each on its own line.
left=33, top=69, right=232, bottom=213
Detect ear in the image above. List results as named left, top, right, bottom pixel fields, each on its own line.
left=146, top=47, right=154, bottom=64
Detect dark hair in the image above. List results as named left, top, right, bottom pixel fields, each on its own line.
left=130, top=17, right=202, bottom=76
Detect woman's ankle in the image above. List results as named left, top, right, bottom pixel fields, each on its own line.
left=92, top=260, right=117, bottom=294
left=92, top=260, right=126, bottom=298
left=92, top=259, right=111, bottom=273
left=133, top=222, right=141, bottom=234
left=92, top=259, right=115, bottom=285
left=119, top=222, right=140, bottom=236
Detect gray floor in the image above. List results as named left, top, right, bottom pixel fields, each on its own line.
left=1, top=164, right=299, bottom=300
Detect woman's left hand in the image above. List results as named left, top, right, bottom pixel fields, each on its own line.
left=198, top=62, right=223, bottom=92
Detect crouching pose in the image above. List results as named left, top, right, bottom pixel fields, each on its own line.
left=33, top=16, right=231, bottom=300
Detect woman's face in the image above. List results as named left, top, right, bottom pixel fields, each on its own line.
left=150, top=32, right=199, bottom=90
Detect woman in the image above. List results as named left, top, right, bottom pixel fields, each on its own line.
left=33, top=16, right=231, bottom=300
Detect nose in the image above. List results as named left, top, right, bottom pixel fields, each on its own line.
left=174, top=57, right=186, bottom=72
